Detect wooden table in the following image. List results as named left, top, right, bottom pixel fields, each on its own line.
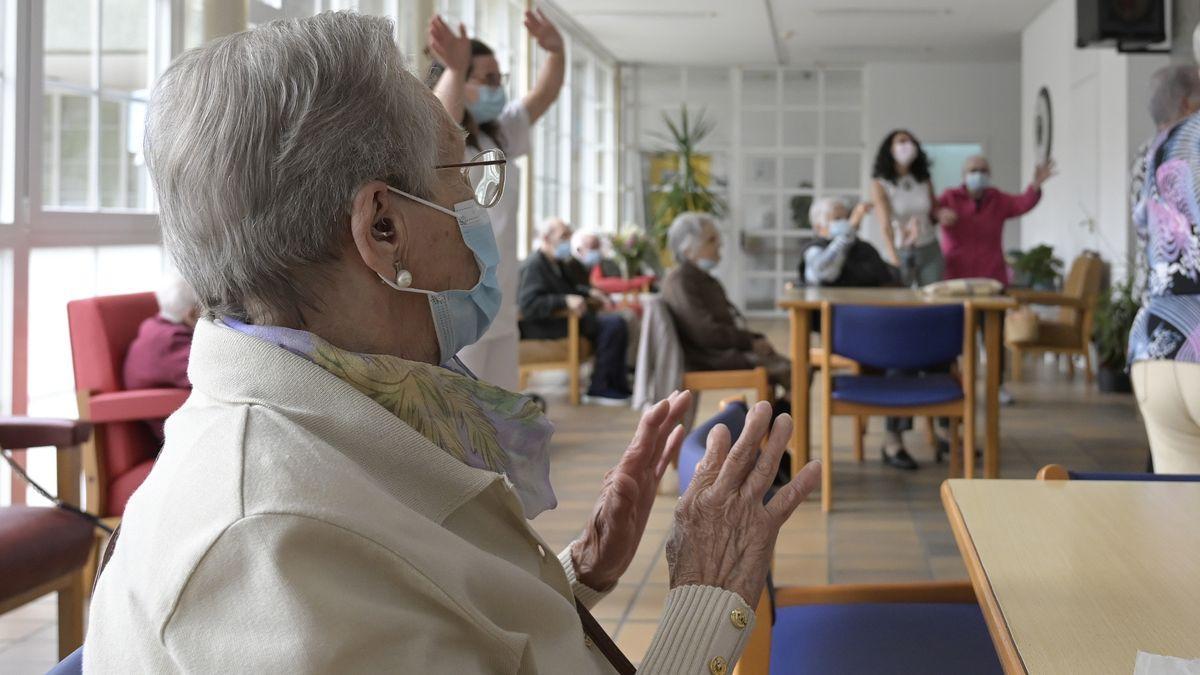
left=942, top=479, right=1200, bottom=674
left=779, top=287, right=1015, bottom=478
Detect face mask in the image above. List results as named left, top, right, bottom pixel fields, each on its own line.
left=965, top=171, right=990, bottom=192
left=554, top=241, right=573, bottom=261
left=828, top=218, right=854, bottom=239
left=582, top=250, right=602, bottom=267
left=695, top=257, right=719, bottom=272
left=468, top=85, right=507, bottom=124
left=380, top=190, right=502, bottom=365
left=892, top=141, right=917, bottom=167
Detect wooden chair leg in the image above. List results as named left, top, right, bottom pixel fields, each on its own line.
left=1009, top=347, right=1022, bottom=383
left=949, top=417, right=962, bottom=479
left=924, top=417, right=936, bottom=448
left=821, top=410, right=833, bottom=512
left=57, top=572, right=85, bottom=660
left=1066, top=353, right=1075, bottom=379
left=517, top=369, right=530, bottom=391
left=853, top=415, right=865, bottom=463
left=1083, top=348, right=1094, bottom=384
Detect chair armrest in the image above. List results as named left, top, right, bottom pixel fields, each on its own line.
left=0, top=417, right=92, bottom=449
left=1007, top=289, right=1086, bottom=308
left=774, top=581, right=977, bottom=607
left=87, top=388, right=190, bottom=424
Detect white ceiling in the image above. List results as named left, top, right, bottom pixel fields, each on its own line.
left=551, top=0, right=1056, bottom=65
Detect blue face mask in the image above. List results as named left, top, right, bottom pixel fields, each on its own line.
left=965, top=171, right=989, bottom=193
left=828, top=218, right=854, bottom=239
left=582, top=250, right=603, bottom=267
left=380, top=190, right=502, bottom=365
left=468, top=85, right=508, bottom=124
left=695, top=257, right=719, bottom=272
left=554, top=241, right=573, bottom=261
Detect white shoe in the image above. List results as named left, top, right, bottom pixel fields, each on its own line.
left=583, top=393, right=632, bottom=407
left=999, top=387, right=1015, bottom=406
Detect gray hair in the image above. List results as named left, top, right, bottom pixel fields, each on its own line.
left=146, top=12, right=443, bottom=324
left=155, top=273, right=200, bottom=324
left=1148, top=64, right=1200, bottom=127
left=808, top=196, right=848, bottom=229
left=667, top=212, right=715, bottom=262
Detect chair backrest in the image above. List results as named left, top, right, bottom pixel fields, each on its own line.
left=1058, top=252, right=1103, bottom=326
left=831, top=304, right=964, bottom=371
left=66, top=292, right=159, bottom=395
left=632, top=296, right=685, bottom=409
left=1037, top=464, right=1200, bottom=482
left=677, top=400, right=748, bottom=495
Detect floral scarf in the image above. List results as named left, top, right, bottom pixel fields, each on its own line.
left=222, top=317, right=556, bottom=517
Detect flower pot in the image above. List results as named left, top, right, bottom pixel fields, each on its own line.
left=1097, top=366, right=1132, bottom=393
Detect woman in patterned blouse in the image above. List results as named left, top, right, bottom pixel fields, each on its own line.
left=1129, top=47, right=1200, bottom=473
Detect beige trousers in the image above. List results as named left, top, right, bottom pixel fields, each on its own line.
left=1132, top=360, right=1200, bottom=474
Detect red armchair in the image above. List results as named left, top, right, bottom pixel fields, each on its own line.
left=0, top=417, right=94, bottom=659
left=66, top=293, right=190, bottom=583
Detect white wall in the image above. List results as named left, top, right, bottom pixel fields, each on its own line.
left=1020, top=0, right=1168, bottom=281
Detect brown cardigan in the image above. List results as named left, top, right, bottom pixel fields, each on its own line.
left=661, top=261, right=758, bottom=371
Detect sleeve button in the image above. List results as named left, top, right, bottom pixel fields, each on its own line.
left=730, top=608, right=748, bottom=630
left=709, top=656, right=728, bottom=675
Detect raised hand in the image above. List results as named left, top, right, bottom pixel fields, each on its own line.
left=570, top=391, right=693, bottom=591
left=428, top=15, right=471, bottom=73
left=667, top=402, right=822, bottom=605
left=524, top=9, right=564, bottom=55
left=901, top=215, right=921, bottom=247
left=1033, top=158, right=1057, bottom=188
left=936, top=207, right=958, bottom=227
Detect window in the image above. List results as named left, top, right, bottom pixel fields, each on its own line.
left=42, top=0, right=157, bottom=211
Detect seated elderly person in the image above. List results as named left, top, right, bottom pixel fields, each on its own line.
left=519, top=218, right=631, bottom=403
left=800, top=197, right=899, bottom=287
left=662, top=212, right=791, bottom=394
left=86, top=19, right=822, bottom=669
left=123, top=273, right=200, bottom=441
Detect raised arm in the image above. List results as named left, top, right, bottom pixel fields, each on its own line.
left=870, top=179, right=900, bottom=265
left=428, top=16, right=471, bottom=124
left=521, top=10, right=565, bottom=125
left=1007, top=158, right=1055, bottom=218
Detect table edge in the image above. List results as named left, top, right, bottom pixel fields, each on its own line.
left=940, top=480, right=1028, bottom=675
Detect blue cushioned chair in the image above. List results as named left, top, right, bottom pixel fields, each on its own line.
left=818, top=304, right=975, bottom=511
left=735, top=581, right=1003, bottom=675
left=1036, top=464, right=1200, bottom=482
left=678, top=398, right=749, bottom=495
left=47, top=646, right=83, bottom=674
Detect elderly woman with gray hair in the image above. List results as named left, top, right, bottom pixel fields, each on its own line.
left=83, top=13, right=821, bottom=673
left=661, top=212, right=792, bottom=396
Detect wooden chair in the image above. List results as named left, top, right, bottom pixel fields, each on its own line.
left=0, top=418, right=95, bottom=660
left=1036, top=464, right=1200, bottom=482
left=734, top=581, right=1002, bottom=675
left=1007, top=252, right=1104, bottom=383
left=517, top=312, right=591, bottom=405
left=819, top=304, right=976, bottom=511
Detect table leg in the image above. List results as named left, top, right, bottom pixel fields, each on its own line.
left=984, top=309, right=1002, bottom=478
left=790, top=307, right=811, bottom=468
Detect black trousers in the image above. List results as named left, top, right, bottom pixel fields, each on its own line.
left=585, top=314, right=630, bottom=396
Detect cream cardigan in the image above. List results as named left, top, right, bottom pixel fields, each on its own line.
left=84, top=320, right=753, bottom=673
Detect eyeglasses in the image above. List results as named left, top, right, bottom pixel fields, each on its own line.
left=436, top=148, right=507, bottom=209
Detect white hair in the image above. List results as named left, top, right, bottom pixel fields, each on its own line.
left=808, top=196, right=848, bottom=229
left=145, top=12, right=443, bottom=324
left=1148, top=63, right=1200, bottom=127
left=667, top=212, right=715, bottom=262
left=156, top=273, right=200, bottom=324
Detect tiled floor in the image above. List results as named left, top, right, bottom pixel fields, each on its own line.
left=0, top=321, right=1150, bottom=672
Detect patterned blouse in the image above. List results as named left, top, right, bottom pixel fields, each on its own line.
left=1129, top=114, right=1200, bottom=364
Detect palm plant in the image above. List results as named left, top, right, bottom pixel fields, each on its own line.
left=648, top=105, right=727, bottom=255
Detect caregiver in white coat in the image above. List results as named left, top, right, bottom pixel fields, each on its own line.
left=429, top=11, right=565, bottom=390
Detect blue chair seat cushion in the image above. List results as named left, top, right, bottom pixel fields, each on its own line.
left=769, top=602, right=1003, bottom=675
left=832, top=374, right=963, bottom=407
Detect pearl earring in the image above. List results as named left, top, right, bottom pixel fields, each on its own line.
left=393, top=264, right=412, bottom=289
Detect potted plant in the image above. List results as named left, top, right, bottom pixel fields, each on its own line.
left=1092, top=276, right=1140, bottom=393
left=610, top=228, right=650, bottom=279
left=1006, top=244, right=1063, bottom=289
left=647, top=105, right=727, bottom=261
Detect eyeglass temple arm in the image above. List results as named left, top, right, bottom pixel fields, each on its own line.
left=435, top=159, right=508, bottom=169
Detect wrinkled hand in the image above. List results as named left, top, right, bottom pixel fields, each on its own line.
left=428, top=15, right=471, bottom=73
left=667, top=402, right=821, bottom=605
left=588, top=287, right=612, bottom=308
left=936, top=207, right=958, bottom=227
left=900, top=215, right=921, bottom=247
left=565, top=294, right=587, bottom=317
left=524, top=9, right=564, bottom=54
left=1033, top=158, right=1057, bottom=188
left=751, top=337, right=774, bottom=358
left=571, top=391, right=693, bottom=591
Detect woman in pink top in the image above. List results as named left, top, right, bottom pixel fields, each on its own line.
left=937, top=155, right=1056, bottom=282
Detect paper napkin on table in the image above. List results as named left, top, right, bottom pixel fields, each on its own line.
left=1135, top=651, right=1200, bottom=674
